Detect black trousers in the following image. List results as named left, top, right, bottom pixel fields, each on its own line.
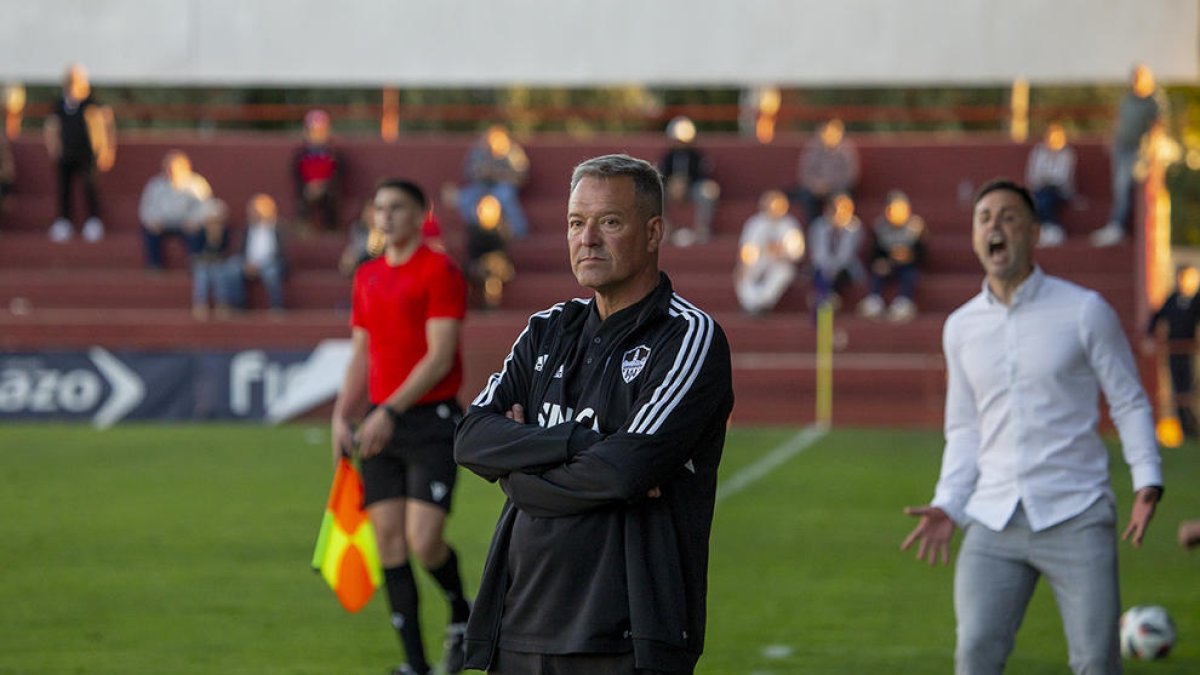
left=57, top=157, right=100, bottom=221
left=489, top=649, right=673, bottom=675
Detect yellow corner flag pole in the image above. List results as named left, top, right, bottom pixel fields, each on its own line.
left=815, top=300, right=833, bottom=430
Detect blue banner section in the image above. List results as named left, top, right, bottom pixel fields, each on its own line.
left=0, top=348, right=316, bottom=426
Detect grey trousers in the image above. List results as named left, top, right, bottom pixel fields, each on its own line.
left=954, top=498, right=1122, bottom=675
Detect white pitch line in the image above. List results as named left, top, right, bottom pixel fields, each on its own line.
left=716, top=424, right=828, bottom=502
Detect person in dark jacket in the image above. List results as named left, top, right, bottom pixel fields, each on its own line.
left=1147, top=265, right=1200, bottom=437
left=455, top=154, right=734, bottom=675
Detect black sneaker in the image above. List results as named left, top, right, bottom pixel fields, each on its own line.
left=391, top=664, right=432, bottom=675
left=443, top=621, right=468, bottom=674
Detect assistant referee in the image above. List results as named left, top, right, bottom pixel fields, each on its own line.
left=331, top=179, right=471, bottom=675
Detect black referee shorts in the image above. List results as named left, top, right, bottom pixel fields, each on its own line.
left=361, top=399, right=462, bottom=512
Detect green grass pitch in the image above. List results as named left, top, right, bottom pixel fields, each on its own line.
left=0, top=424, right=1197, bottom=674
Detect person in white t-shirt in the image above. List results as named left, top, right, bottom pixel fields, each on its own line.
left=901, top=178, right=1162, bottom=675
left=734, top=190, right=804, bottom=314
left=1024, top=122, right=1076, bottom=247
left=227, top=194, right=287, bottom=312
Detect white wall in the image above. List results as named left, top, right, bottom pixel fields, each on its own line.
left=4, top=0, right=1197, bottom=87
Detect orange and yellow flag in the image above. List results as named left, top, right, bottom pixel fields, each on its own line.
left=311, top=457, right=382, bottom=613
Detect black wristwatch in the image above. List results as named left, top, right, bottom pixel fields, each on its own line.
left=1140, top=485, right=1164, bottom=503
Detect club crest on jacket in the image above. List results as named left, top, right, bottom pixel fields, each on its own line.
left=621, top=345, right=651, bottom=383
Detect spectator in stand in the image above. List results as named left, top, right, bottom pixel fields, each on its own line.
left=1025, top=122, right=1076, bottom=247
left=809, top=193, right=865, bottom=309
left=1091, top=64, right=1163, bottom=247
left=659, top=115, right=721, bottom=245
left=190, top=199, right=232, bottom=321
left=339, top=200, right=381, bottom=277
left=44, top=63, right=116, bottom=243
left=1147, top=265, right=1200, bottom=438
left=227, top=194, right=287, bottom=313
left=793, top=118, right=859, bottom=224
left=0, top=130, right=14, bottom=225
left=465, top=194, right=515, bottom=310
left=293, top=109, right=342, bottom=232
left=734, top=189, right=804, bottom=315
left=457, top=124, right=530, bottom=239
left=138, top=150, right=212, bottom=271
left=858, top=190, right=926, bottom=323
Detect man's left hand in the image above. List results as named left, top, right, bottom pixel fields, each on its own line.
left=1123, top=486, right=1162, bottom=547
left=356, top=407, right=395, bottom=460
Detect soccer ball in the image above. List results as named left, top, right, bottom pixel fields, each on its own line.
left=1120, top=605, right=1176, bottom=661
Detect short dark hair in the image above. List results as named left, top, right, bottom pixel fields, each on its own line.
left=570, top=154, right=663, bottom=220
left=974, top=178, right=1036, bottom=220
left=374, top=178, right=427, bottom=210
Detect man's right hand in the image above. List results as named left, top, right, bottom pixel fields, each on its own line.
left=331, top=416, right=355, bottom=466
left=901, top=505, right=955, bottom=566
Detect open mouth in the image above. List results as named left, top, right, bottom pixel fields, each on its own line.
left=987, top=233, right=1007, bottom=257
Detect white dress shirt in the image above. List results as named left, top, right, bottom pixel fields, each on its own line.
left=932, top=267, right=1162, bottom=532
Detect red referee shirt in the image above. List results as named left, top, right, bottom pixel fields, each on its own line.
left=350, top=245, right=467, bottom=405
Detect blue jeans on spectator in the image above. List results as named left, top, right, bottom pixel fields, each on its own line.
left=143, top=226, right=203, bottom=269
left=1107, top=147, right=1138, bottom=230
left=1034, top=186, right=1068, bottom=225
left=226, top=256, right=285, bottom=310
left=191, top=258, right=233, bottom=307
left=457, top=181, right=529, bottom=239
left=870, top=263, right=918, bottom=300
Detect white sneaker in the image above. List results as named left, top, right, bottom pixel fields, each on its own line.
left=857, top=294, right=884, bottom=319
left=49, top=218, right=73, bottom=243
left=888, top=297, right=917, bottom=323
left=82, top=217, right=105, bottom=243
left=1037, top=223, right=1065, bottom=248
left=1089, top=221, right=1125, bottom=247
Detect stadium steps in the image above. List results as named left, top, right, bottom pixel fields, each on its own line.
left=0, top=134, right=1139, bottom=427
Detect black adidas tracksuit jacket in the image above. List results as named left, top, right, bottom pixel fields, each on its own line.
left=455, top=274, right=733, bottom=673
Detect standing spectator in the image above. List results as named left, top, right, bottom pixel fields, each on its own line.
left=858, top=190, right=925, bottom=322
left=1091, top=64, right=1163, bottom=247
left=455, top=154, right=733, bottom=674
left=793, top=118, right=859, bottom=224
left=809, top=193, right=865, bottom=309
left=902, top=179, right=1162, bottom=674
left=331, top=179, right=472, bottom=675
left=734, top=189, right=804, bottom=314
left=659, top=115, right=721, bottom=245
left=44, top=63, right=116, bottom=243
left=1147, top=265, right=1200, bottom=438
left=457, top=125, right=530, bottom=239
left=293, top=109, right=342, bottom=232
left=1025, top=122, right=1076, bottom=247
left=190, top=199, right=232, bottom=321
left=227, top=194, right=287, bottom=313
left=138, top=150, right=212, bottom=270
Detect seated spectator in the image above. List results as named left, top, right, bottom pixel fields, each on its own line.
left=138, top=150, right=212, bottom=270
left=190, top=199, right=232, bottom=320
left=466, top=194, right=515, bottom=310
left=292, top=109, right=341, bottom=232
left=858, top=190, right=925, bottom=322
left=457, top=124, right=530, bottom=239
left=734, top=190, right=804, bottom=315
left=227, top=194, right=287, bottom=313
left=658, top=115, right=721, bottom=245
left=1025, top=121, right=1076, bottom=246
left=792, top=119, right=859, bottom=223
left=0, top=130, right=13, bottom=225
left=338, top=200, right=380, bottom=277
left=808, top=193, right=865, bottom=309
